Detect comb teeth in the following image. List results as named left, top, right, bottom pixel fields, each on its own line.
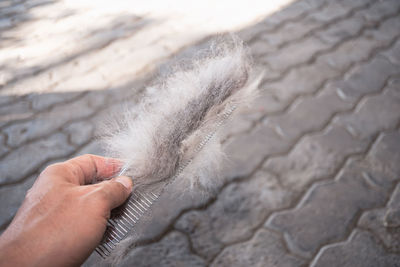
left=95, top=103, right=239, bottom=259
left=95, top=190, right=159, bottom=258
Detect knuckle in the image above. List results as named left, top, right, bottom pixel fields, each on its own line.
left=42, top=163, right=63, bottom=175
left=93, top=185, right=111, bottom=203
left=96, top=188, right=109, bottom=201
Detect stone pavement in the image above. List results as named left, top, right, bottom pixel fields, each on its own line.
left=1, top=0, right=400, bottom=266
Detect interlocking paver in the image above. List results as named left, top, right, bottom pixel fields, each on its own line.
left=308, top=2, right=349, bottom=23
left=263, top=0, right=316, bottom=26
left=4, top=94, right=98, bottom=147
left=260, top=17, right=320, bottom=47
left=0, top=133, right=9, bottom=157
left=339, top=0, right=374, bottom=10
left=1, top=0, right=400, bottom=265
left=338, top=55, right=399, bottom=100
left=311, top=230, right=400, bottom=267
left=0, top=98, right=33, bottom=127
left=364, top=131, right=400, bottom=187
left=63, top=120, right=94, bottom=147
left=369, top=16, right=400, bottom=43
left=382, top=39, right=400, bottom=65
left=211, top=229, right=305, bottom=267
left=334, top=80, right=400, bottom=139
left=266, top=86, right=353, bottom=140
left=357, top=0, right=400, bottom=24
left=118, top=231, right=206, bottom=267
left=0, top=132, right=74, bottom=184
left=261, top=58, right=339, bottom=105
left=318, top=35, right=381, bottom=71
left=266, top=158, right=388, bottom=257
left=315, top=15, right=365, bottom=44
left=0, top=174, right=35, bottom=227
left=28, top=91, right=84, bottom=111
left=220, top=111, right=254, bottom=141
left=221, top=122, right=291, bottom=181
left=263, top=125, right=369, bottom=193
left=175, top=170, right=292, bottom=260
left=358, top=183, right=400, bottom=252
left=263, top=36, right=331, bottom=71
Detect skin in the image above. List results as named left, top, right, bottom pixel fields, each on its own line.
left=0, top=154, right=133, bottom=267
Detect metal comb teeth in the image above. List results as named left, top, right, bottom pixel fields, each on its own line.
left=95, top=190, right=159, bottom=258
left=95, top=104, right=237, bottom=258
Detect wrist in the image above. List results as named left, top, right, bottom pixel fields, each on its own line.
left=0, top=229, right=28, bottom=266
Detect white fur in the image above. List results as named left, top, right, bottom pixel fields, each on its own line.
left=100, top=36, right=259, bottom=193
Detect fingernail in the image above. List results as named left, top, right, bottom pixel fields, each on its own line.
left=115, top=176, right=133, bottom=191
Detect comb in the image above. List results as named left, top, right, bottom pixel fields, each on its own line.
left=95, top=104, right=237, bottom=258
left=94, top=36, right=258, bottom=258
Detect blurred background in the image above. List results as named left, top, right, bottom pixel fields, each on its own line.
left=1, top=0, right=400, bottom=266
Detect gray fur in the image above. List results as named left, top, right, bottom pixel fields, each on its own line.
left=101, top=36, right=258, bottom=192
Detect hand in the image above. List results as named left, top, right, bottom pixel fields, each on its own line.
left=0, top=154, right=132, bottom=267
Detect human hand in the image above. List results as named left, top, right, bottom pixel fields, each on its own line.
left=0, top=154, right=132, bottom=267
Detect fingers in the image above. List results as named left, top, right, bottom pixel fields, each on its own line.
left=92, top=176, right=133, bottom=210
left=61, top=154, right=122, bottom=185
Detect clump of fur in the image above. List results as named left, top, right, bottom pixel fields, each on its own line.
left=101, top=36, right=258, bottom=193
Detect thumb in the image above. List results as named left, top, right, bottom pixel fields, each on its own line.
left=95, top=176, right=133, bottom=210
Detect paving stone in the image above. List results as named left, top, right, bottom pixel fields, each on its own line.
left=117, top=231, right=206, bottom=267
left=28, top=91, right=84, bottom=111
left=263, top=36, right=331, bottom=71
left=175, top=210, right=225, bottom=261
left=339, top=55, right=400, bottom=100
left=339, top=0, right=374, bottom=10
left=359, top=208, right=400, bottom=252
left=334, top=83, right=400, bottom=139
left=0, top=133, right=74, bottom=184
left=369, top=16, right=400, bottom=43
left=51, top=70, right=110, bottom=93
left=112, top=184, right=211, bottom=260
left=0, top=17, right=12, bottom=29
left=0, top=133, right=10, bottom=157
left=220, top=112, right=254, bottom=141
left=0, top=174, right=36, bottom=227
left=357, top=0, right=400, bottom=25
left=2, top=0, right=400, bottom=265
left=175, top=170, right=293, bottom=260
left=263, top=125, right=369, bottom=192
left=382, top=39, right=400, bottom=65
left=384, top=208, right=400, bottom=229
left=249, top=39, right=276, bottom=57
left=267, top=86, right=353, bottom=140
left=260, top=17, right=320, bottom=47
left=263, top=0, right=315, bottom=26
left=74, top=139, right=104, bottom=157
left=0, top=94, right=19, bottom=106
left=366, top=131, right=400, bottom=180
left=251, top=85, right=287, bottom=115
left=308, top=2, right=349, bottom=23
left=318, top=34, right=381, bottom=71
left=0, top=2, right=26, bottom=17
left=237, top=20, right=276, bottom=43
left=63, top=120, right=94, bottom=146
left=221, top=122, right=291, bottom=181
left=211, top=229, right=305, bottom=267
left=261, top=59, right=339, bottom=106
left=266, top=159, right=388, bottom=257
left=310, top=229, right=400, bottom=267
left=4, top=95, right=97, bottom=147
left=0, top=99, right=34, bottom=127
left=384, top=183, right=400, bottom=228
left=316, top=15, right=365, bottom=45
left=358, top=183, right=400, bottom=252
